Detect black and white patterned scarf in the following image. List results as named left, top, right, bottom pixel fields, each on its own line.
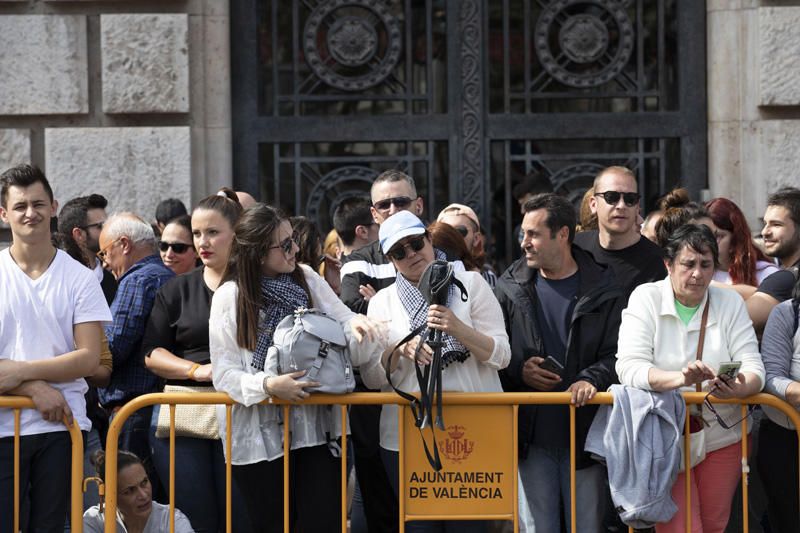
left=395, top=249, right=470, bottom=367
left=251, top=274, right=309, bottom=371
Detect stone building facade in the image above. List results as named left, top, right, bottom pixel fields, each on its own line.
left=0, top=0, right=797, bottom=234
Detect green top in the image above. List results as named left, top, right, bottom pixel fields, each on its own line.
left=674, top=298, right=700, bottom=325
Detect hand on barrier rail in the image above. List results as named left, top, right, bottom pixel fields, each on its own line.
left=264, top=370, right=320, bottom=401
left=522, top=357, right=562, bottom=391
left=567, top=380, right=597, bottom=407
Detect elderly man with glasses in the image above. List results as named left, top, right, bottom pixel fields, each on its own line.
left=97, top=213, right=174, bottom=491
left=574, top=165, right=667, bottom=301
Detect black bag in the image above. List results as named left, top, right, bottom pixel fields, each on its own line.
left=385, top=260, right=467, bottom=470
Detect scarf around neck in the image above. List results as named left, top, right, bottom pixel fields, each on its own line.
left=251, top=273, right=309, bottom=371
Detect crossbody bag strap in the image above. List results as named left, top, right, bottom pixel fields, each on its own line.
left=694, top=295, right=710, bottom=394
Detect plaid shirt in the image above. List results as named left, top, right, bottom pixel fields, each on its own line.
left=99, top=254, right=174, bottom=406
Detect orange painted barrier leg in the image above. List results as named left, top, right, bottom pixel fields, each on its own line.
left=226, top=404, right=232, bottom=533
left=341, top=405, right=348, bottom=533
left=169, top=404, right=176, bottom=533
left=569, top=405, right=576, bottom=533
left=741, top=405, right=749, bottom=533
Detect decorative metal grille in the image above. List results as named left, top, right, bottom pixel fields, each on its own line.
left=232, top=0, right=707, bottom=272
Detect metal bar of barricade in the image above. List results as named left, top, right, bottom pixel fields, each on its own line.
left=741, top=405, right=749, bottom=533
left=283, top=404, right=290, bottom=533
left=684, top=411, right=692, bottom=533
left=169, top=404, right=176, bottom=533
left=340, top=405, right=348, bottom=533
left=100, top=391, right=800, bottom=533
left=398, top=404, right=406, bottom=533
left=0, top=397, right=85, bottom=533
left=569, top=404, right=577, bottom=533
left=225, top=404, right=232, bottom=533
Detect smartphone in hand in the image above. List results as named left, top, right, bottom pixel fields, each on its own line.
left=717, top=361, right=742, bottom=381
left=539, top=356, right=565, bottom=376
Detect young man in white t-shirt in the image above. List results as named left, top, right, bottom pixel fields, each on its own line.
left=0, top=164, right=111, bottom=533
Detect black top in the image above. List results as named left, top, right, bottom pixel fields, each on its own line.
left=340, top=240, right=395, bottom=314
left=757, top=260, right=800, bottom=302
left=574, top=230, right=667, bottom=301
left=141, top=267, right=213, bottom=387
left=532, top=271, right=579, bottom=448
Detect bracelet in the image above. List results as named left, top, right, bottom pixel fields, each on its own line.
left=262, top=376, right=272, bottom=396
left=186, top=363, right=200, bottom=380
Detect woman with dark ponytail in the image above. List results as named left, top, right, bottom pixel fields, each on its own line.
left=208, top=204, right=383, bottom=532
left=83, top=450, right=195, bottom=532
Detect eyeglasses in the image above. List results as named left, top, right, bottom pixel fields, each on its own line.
left=594, top=191, right=641, bottom=207
left=80, top=221, right=105, bottom=231
left=703, top=385, right=754, bottom=430
left=158, top=241, right=192, bottom=254
left=386, top=235, right=426, bottom=261
left=373, top=196, right=414, bottom=212
left=268, top=235, right=298, bottom=256
left=96, top=238, right=121, bottom=262
left=453, top=225, right=470, bottom=237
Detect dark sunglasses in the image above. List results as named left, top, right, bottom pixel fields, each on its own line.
left=158, top=241, right=192, bottom=254
left=594, top=191, right=641, bottom=207
left=268, top=235, right=298, bottom=256
left=386, top=235, right=426, bottom=261
left=373, top=196, right=414, bottom=212
left=454, top=225, right=469, bottom=237
left=80, top=221, right=105, bottom=231
left=703, top=385, right=754, bottom=430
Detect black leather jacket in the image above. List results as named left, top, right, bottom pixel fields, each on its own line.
left=495, top=245, right=625, bottom=467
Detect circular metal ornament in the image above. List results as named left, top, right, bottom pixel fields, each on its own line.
left=535, top=0, right=634, bottom=88
left=305, top=166, right=378, bottom=226
left=549, top=162, right=607, bottom=208
left=304, top=0, right=402, bottom=91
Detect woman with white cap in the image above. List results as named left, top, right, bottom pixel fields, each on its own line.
left=365, top=210, right=511, bottom=533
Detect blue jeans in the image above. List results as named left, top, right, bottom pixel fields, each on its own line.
left=149, top=405, right=253, bottom=533
left=0, top=432, right=71, bottom=533
left=519, top=446, right=605, bottom=533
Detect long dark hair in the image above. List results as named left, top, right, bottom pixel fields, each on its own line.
left=706, top=197, right=768, bottom=286
left=194, top=187, right=243, bottom=227
left=224, top=204, right=313, bottom=351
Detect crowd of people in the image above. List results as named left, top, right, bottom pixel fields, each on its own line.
left=0, top=162, right=799, bottom=533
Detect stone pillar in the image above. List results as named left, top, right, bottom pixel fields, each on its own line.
left=707, top=1, right=800, bottom=229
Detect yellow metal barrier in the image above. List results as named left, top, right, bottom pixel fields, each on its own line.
left=0, top=396, right=85, bottom=533
left=102, top=391, right=800, bottom=533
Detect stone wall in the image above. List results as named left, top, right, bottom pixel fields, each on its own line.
left=707, top=0, right=800, bottom=229
left=0, top=1, right=231, bottom=225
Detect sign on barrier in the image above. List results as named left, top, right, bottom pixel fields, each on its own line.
left=403, top=405, right=515, bottom=518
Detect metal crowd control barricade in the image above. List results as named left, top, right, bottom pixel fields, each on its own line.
left=0, top=396, right=85, bottom=533
left=102, top=391, right=800, bottom=533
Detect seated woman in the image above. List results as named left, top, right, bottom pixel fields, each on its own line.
left=616, top=224, right=764, bottom=532
left=705, top=197, right=779, bottom=287
left=365, top=211, right=510, bottom=533
left=83, top=450, right=195, bottom=533
left=208, top=204, right=382, bottom=533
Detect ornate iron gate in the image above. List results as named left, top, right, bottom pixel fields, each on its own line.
left=232, top=0, right=706, bottom=267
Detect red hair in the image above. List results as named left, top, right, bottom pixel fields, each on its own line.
left=705, top=197, right=768, bottom=286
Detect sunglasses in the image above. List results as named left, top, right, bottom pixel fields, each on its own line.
left=96, top=238, right=121, bottom=262
left=594, top=191, right=641, bottom=207
left=80, top=221, right=105, bottom=231
left=268, top=235, right=298, bottom=256
left=373, top=196, right=414, bottom=212
left=703, top=384, right=754, bottom=430
left=158, top=241, right=192, bottom=254
left=454, top=225, right=470, bottom=237
left=386, top=235, right=426, bottom=261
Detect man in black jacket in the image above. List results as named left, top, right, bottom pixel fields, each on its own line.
left=496, top=193, right=624, bottom=533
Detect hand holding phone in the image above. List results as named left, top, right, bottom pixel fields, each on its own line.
left=717, top=361, right=742, bottom=381
left=539, top=356, right=565, bottom=377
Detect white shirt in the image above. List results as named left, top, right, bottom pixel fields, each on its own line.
left=83, top=501, right=194, bottom=533
left=615, top=278, right=764, bottom=452
left=712, top=260, right=780, bottom=286
left=209, top=265, right=373, bottom=464
left=366, top=270, right=510, bottom=451
left=0, top=249, right=111, bottom=437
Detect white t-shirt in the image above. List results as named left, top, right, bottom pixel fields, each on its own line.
left=713, top=260, right=781, bottom=286
left=0, top=249, right=112, bottom=437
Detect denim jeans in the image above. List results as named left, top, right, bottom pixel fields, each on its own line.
left=0, top=431, right=71, bottom=533
left=149, top=404, right=253, bottom=533
left=518, top=446, right=605, bottom=533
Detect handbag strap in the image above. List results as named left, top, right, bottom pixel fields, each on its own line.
left=694, top=296, right=710, bottom=393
